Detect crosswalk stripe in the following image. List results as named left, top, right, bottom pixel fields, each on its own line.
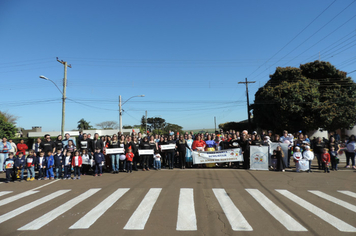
left=212, top=188, right=253, bottom=231
left=276, top=189, right=356, bottom=232
left=309, top=190, right=356, bottom=213
left=124, top=188, right=162, bottom=230
left=0, top=191, right=39, bottom=207
left=246, top=189, right=307, bottom=231
left=338, top=191, right=356, bottom=199
left=0, top=190, right=70, bottom=224
left=176, top=188, right=197, bottom=231
left=18, top=188, right=101, bottom=231
left=0, top=191, right=13, bottom=197
left=31, top=179, right=59, bottom=191
left=69, top=188, right=130, bottom=229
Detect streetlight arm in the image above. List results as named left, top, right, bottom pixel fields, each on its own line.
left=121, top=95, right=145, bottom=106
left=39, top=75, right=64, bottom=96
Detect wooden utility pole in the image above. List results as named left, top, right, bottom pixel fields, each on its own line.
left=56, top=57, right=71, bottom=137
left=238, top=78, right=255, bottom=133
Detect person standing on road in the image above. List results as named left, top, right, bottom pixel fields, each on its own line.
left=109, top=134, right=120, bottom=174
left=139, top=136, right=151, bottom=171
left=176, top=134, right=191, bottom=169
left=303, top=146, right=314, bottom=173
left=62, top=133, right=76, bottom=147
left=41, top=135, right=56, bottom=156
left=0, top=137, right=12, bottom=173
left=185, top=134, right=194, bottom=168
left=313, top=137, right=325, bottom=170
left=276, top=146, right=286, bottom=172
left=345, top=135, right=356, bottom=169
left=16, top=139, right=28, bottom=156
left=54, top=135, right=64, bottom=152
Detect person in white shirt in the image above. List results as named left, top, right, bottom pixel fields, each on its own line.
left=303, top=146, right=314, bottom=173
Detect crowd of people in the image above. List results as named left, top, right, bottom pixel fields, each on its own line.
left=0, top=129, right=355, bottom=183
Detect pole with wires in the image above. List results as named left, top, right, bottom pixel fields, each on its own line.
left=238, top=78, right=255, bottom=133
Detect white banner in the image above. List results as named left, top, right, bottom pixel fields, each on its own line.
left=138, top=149, right=154, bottom=155
left=160, top=144, right=176, bottom=151
left=299, top=159, right=309, bottom=171
left=192, top=148, right=243, bottom=164
left=106, top=148, right=125, bottom=154
left=250, top=146, right=269, bottom=170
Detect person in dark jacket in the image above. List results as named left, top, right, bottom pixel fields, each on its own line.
left=3, top=153, right=15, bottom=183
left=53, top=149, right=63, bottom=179
left=54, top=135, right=64, bottom=152
left=91, top=133, right=104, bottom=156
left=14, top=152, right=26, bottom=182
left=176, top=135, right=191, bottom=169
left=94, top=148, right=105, bottom=176
left=139, top=136, right=151, bottom=171
left=40, top=134, right=56, bottom=155
left=166, top=135, right=176, bottom=169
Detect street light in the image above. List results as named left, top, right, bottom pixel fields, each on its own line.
left=119, top=94, right=145, bottom=133
left=39, top=75, right=66, bottom=137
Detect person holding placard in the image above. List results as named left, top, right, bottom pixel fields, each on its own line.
left=139, top=136, right=151, bottom=171
left=109, top=135, right=120, bottom=174
left=166, top=135, right=176, bottom=169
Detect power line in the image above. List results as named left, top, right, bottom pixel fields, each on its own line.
left=245, top=0, right=337, bottom=79
left=250, top=0, right=356, bottom=81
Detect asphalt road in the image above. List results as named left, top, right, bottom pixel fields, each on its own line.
left=0, top=167, right=355, bottom=236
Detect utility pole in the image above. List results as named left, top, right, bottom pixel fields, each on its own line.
left=238, top=78, right=255, bottom=133
left=145, top=110, right=148, bottom=135
left=119, top=95, right=122, bottom=134
left=56, top=57, right=71, bottom=138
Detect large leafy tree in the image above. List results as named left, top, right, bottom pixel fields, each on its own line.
left=95, top=121, right=118, bottom=130
left=77, top=118, right=93, bottom=130
left=0, top=113, right=17, bottom=138
left=253, top=61, right=356, bottom=133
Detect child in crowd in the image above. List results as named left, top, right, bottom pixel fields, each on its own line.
left=125, top=148, right=134, bottom=173
left=271, top=150, right=277, bottom=171
left=293, top=147, right=302, bottom=173
left=4, top=153, right=15, bottom=183
left=14, top=152, right=26, bottom=182
left=322, top=148, right=331, bottom=173
left=154, top=151, right=161, bottom=170
left=94, top=148, right=105, bottom=176
left=81, top=149, right=91, bottom=175
left=37, top=151, right=46, bottom=180
left=26, top=150, right=36, bottom=181
left=330, top=146, right=338, bottom=171
left=45, top=151, right=54, bottom=180
left=303, top=146, right=314, bottom=173
left=62, top=151, right=72, bottom=179
left=72, top=151, right=82, bottom=179
left=54, top=149, right=63, bottom=179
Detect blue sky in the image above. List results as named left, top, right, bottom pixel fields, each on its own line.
left=1, top=0, right=355, bottom=132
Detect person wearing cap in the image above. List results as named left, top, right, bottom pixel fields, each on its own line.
left=303, top=146, right=314, bottom=173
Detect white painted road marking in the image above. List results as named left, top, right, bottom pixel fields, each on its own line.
left=212, top=188, right=253, bottom=231
left=0, top=190, right=39, bottom=207
left=0, top=190, right=70, bottom=224
left=18, top=188, right=101, bottom=231
left=70, top=188, right=130, bottom=229
left=246, top=189, right=307, bottom=231
left=338, top=190, right=356, bottom=199
left=277, top=189, right=356, bottom=232
left=309, top=190, right=356, bottom=213
left=31, top=179, right=59, bottom=191
left=0, top=191, right=13, bottom=197
left=124, top=188, right=162, bottom=230
left=176, top=188, right=197, bottom=231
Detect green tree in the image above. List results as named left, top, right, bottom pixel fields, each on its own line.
left=0, top=111, right=19, bottom=125
left=253, top=61, right=356, bottom=133
left=0, top=114, right=17, bottom=138
left=163, top=123, right=184, bottom=135
left=77, top=118, right=93, bottom=130
left=140, top=115, right=147, bottom=131
left=147, top=117, right=166, bottom=131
